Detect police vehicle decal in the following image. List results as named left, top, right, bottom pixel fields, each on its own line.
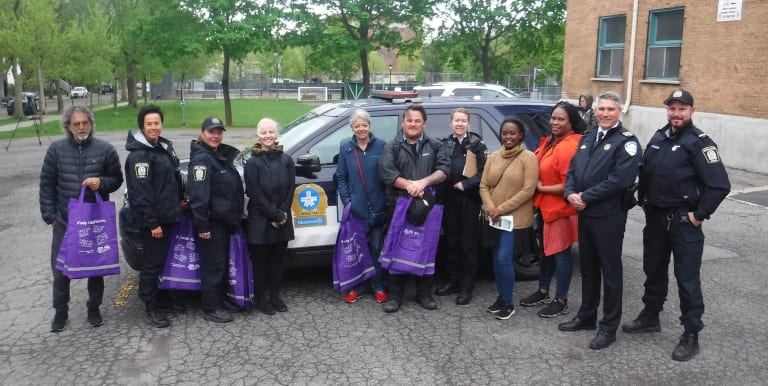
left=292, top=183, right=329, bottom=227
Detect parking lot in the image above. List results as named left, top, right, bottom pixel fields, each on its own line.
left=1, top=130, right=767, bottom=385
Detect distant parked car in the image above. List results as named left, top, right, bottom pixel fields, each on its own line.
left=70, top=87, right=89, bottom=98
left=6, top=92, right=40, bottom=116
left=413, top=82, right=518, bottom=99
left=100, top=84, right=114, bottom=94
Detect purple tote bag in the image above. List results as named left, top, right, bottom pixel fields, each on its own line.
left=332, top=204, right=375, bottom=291
left=158, top=212, right=202, bottom=290
left=56, top=186, right=120, bottom=279
left=379, top=196, right=443, bottom=276
left=227, top=226, right=255, bottom=308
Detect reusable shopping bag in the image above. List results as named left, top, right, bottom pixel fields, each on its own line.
left=227, top=225, right=255, bottom=308
left=56, top=186, right=120, bottom=279
left=158, top=212, right=202, bottom=290
left=379, top=195, right=443, bottom=276
left=332, top=204, right=375, bottom=291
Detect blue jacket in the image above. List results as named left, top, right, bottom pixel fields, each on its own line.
left=334, top=134, right=386, bottom=226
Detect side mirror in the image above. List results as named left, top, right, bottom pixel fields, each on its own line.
left=296, top=153, right=321, bottom=175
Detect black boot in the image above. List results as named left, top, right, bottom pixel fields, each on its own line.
left=51, top=307, right=68, bottom=333
left=672, top=331, right=699, bottom=361
left=144, top=305, right=170, bottom=328
left=271, top=292, right=287, bottom=313
left=622, top=308, right=661, bottom=333
left=256, top=293, right=276, bottom=315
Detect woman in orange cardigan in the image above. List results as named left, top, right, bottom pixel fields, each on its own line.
left=520, top=102, right=586, bottom=318
left=480, top=118, right=539, bottom=320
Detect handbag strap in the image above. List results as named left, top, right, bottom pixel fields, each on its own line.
left=353, top=146, right=373, bottom=209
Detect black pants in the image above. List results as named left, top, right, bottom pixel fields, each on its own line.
left=51, top=221, right=104, bottom=311
left=440, top=197, right=481, bottom=293
left=576, top=212, right=627, bottom=333
left=138, top=223, right=174, bottom=309
left=387, top=274, right=434, bottom=304
left=195, top=221, right=233, bottom=313
left=248, top=242, right=288, bottom=298
left=642, top=209, right=705, bottom=333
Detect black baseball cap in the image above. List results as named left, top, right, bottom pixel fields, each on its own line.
left=664, top=89, right=694, bottom=106
left=201, top=116, right=226, bottom=131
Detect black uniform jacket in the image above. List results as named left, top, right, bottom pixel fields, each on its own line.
left=187, top=141, right=245, bottom=233
left=124, top=130, right=182, bottom=229
left=564, top=122, right=642, bottom=218
left=378, top=133, right=453, bottom=201
left=440, top=131, right=488, bottom=204
left=639, top=122, right=730, bottom=221
left=40, top=132, right=123, bottom=225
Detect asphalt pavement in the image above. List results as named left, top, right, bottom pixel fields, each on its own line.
left=0, top=130, right=767, bottom=385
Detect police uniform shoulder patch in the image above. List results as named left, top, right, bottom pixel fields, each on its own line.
left=192, top=165, right=207, bottom=181
left=701, top=146, right=721, bottom=163
left=622, top=131, right=635, bottom=137
left=134, top=162, right=149, bottom=179
left=624, top=141, right=638, bottom=156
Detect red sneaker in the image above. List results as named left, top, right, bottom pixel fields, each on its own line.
left=344, top=291, right=362, bottom=303
left=374, top=291, right=388, bottom=303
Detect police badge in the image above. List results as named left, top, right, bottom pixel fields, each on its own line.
left=134, top=162, right=149, bottom=179
left=193, top=165, right=207, bottom=181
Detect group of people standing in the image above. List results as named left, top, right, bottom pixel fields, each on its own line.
left=125, top=106, right=296, bottom=326
left=41, top=88, right=729, bottom=362
left=334, top=89, right=729, bottom=362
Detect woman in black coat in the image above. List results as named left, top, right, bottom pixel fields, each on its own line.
left=244, top=118, right=295, bottom=315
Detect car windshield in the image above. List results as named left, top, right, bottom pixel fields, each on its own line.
left=277, top=105, right=338, bottom=150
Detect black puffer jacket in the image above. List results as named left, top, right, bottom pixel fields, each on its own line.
left=39, top=131, right=123, bottom=225
left=378, top=133, right=452, bottom=202
left=187, top=140, right=244, bottom=233
left=124, top=130, right=183, bottom=229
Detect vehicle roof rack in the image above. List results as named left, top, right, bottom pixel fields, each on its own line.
left=369, top=90, right=421, bottom=104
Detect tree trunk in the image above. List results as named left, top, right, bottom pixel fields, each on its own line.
left=127, top=59, right=137, bottom=108
left=12, top=58, right=23, bottom=119
left=222, top=48, right=232, bottom=126
left=360, top=49, right=370, bottom=97
left=36, top=62, right=46, bottom=116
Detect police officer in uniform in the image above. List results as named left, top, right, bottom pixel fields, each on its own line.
left=187, top=117, right=245, bottom=323
left=558, top=91, right=642, bottom=350
left=434, top=108, right=488, bottom=305
left=622, top=89, right=730, bottom=361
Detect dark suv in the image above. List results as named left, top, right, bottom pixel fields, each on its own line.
left=6, top=92, right=40, bottom=116
left=120, top=94, right=552, bottom=279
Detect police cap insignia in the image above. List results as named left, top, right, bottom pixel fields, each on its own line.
left=193, top=165, right=207, bottom=181
left=702, top=146, right=721, bottom=163
left=134, top=162, right=149, bottom=179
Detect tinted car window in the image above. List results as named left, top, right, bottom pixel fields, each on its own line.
left=308, top=114, right=400, bottom=165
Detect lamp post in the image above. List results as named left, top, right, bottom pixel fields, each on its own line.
left=388, top=64, right=393, bottom=90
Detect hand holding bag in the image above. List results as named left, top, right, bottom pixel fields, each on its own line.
left=332, top=204, right=375, bottom=291
left=380, top=194, right=444, bottom=276
left=227, top=225, right=255, bottom=308
left=56, top=185, right=120, bottom=279
left=158, top=212, right=202, bottom=290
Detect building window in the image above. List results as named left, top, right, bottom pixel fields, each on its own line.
left=646, top=8, right=684, bottom=79
left=597, top=15, right=626, bottom=78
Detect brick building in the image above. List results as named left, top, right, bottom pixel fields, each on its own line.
left=562, top=0, right=768, bottom=173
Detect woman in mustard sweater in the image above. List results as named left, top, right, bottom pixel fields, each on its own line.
left=480, top=117, right=539, bottom=320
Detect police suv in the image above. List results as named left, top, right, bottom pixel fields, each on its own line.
left=120, top=92, right=554, bottom=279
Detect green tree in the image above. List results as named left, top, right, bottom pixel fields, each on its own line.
left=294, top=0, right=434, bottom=96
left=181, top=0, right=282, bottom=125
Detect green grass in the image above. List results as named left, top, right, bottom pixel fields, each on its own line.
left=0, top=99, right=317, bottom=140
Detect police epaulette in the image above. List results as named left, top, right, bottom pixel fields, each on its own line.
left=622, top=131, right=635, bottom=137
left=698, top=133, right=709, bottom=138
left=584, top=129, right=592, bottom=135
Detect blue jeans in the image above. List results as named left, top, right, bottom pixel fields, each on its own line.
left=538, top=247, right=573, bottom=300
left=492, top=230, right=515, bottom=304
left=352, top=225, right=388, bottom=293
